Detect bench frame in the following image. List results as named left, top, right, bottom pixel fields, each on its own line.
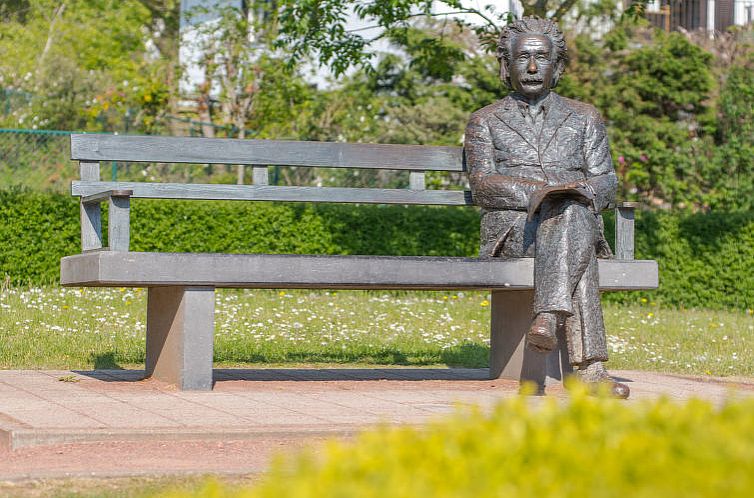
left=63, top=134, right=657, bottom=390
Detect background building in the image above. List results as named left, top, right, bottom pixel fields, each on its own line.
left=644, top=0, right=754, bottom=32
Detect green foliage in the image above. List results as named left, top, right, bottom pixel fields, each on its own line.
left=0, top=188, right=80, bottom=284
left=612, top=209, right=754, bottom=311
left=709, top=52, right=754, bottom=211
left=0, top=0, right=169, bottom=133
left=0, top=189, right=479, bottom=285
left=0, top=130, right=74, bottom=191
left=187, top=3, right=306, bottom=140
left=385, top=26, right=466, bottom=81
left=1, top=189, right=752, bottom=311
left=599, top=208, right=754, bottom=310
left=273, top=0, right=594, bottom=75
left=129, top=200, right=478, bottom=259
left=559, top=28, right=719, bottom=209
left=164, top=392, right=754, bottom=498
left=275, top=1, right=492, bottom=76
left=555, top=23, right=754, bottom=212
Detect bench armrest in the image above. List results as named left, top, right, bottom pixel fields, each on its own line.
left=81, top=189, right=133, bottom=205
left=79, top=189, right=132, bottom=253
left=615, top=202, right=638, bottom=260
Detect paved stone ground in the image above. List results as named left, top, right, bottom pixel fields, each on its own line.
left=1, top=368, right=753, bottom=481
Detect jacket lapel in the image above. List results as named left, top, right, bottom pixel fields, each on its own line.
left=492, top=97, right=538, bottom=153
left=538, top=94, right=573, bottom=158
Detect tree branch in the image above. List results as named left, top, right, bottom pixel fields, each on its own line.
left=553, top=0, right=580, bottom=20
left=37, top=1, right=67, bottom=74
left=346, top=7, right=499, bottom=34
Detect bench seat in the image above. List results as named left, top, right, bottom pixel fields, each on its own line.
left=61, top=252, right=658, bottom=290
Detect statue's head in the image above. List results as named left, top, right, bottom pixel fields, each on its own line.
left=497, top=17, right=568, bottom=99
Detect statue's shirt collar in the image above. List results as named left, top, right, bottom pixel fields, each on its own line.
left=511, top=92, right=553, bottom=119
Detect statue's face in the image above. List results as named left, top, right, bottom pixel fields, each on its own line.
left=508, top=34, right=555, bottom=100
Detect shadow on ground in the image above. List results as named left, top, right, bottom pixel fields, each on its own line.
left=91, top=352, right=123, bottom=370
left=72, top=368, right=491, bottom=383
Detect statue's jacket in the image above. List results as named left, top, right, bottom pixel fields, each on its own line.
left=465, top=92, right=617, bottom=258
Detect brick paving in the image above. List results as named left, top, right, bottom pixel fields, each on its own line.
left=0, top=368, right=752, bottom=479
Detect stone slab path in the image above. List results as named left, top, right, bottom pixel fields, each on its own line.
left=1, top=368, right=752, bottom=480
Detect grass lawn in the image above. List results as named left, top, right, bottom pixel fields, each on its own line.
left=1, top=286, right=752, bottom=376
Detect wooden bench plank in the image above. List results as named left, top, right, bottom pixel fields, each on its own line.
left=72, top=181, right=474, bottom=205
left=71, top=134, right=465, bottom=171
left=61, top=252, right=659, bottom=291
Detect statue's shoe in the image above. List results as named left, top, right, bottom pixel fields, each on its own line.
left=526, top=312, right=558, bottom=353
left=576, top=362, right=630, bottom=399
left=608, top=381, right=630, bottom=399
left=585, top=379, right=630, bottom=399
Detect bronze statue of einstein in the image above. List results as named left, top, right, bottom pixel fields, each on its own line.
left=465, top=17, right=629, bottom=398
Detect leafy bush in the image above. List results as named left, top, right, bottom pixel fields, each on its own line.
left=710, top=52, right=754, bottom=211
left=0, top=187, right=80, bottom=284
left=558, top=26, right=754, bottom=213
left=0, top=189, right=751, bottom=310
left=161, top=389, right=754, bottom=498
left=602, top=209, right=754, bottom=310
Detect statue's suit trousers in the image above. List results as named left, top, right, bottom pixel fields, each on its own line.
left=534, top=199, right=608, bottom=365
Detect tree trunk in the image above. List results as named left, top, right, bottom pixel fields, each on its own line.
left=36, top=1, right=67, bottom=75
left=140, top=1, right=182, bottom=134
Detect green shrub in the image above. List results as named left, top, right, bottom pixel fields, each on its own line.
left=161, top=389, right=754, bottom=498
left=0, top=187, right=80, bottom=284
left=0, top=188, right=751, bottom=310
left=602, top=209, right=754, bottom=310
left=129, top=200, right=479, bottom=258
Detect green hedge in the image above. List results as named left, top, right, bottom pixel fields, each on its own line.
left=165, top=390, right=754, bottom=498
left=0, top=188, right=751, bottom=310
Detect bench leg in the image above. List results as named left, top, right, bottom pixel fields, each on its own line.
left=489, top=290, right=571, bottom=391
left=145, top=286, right=215, bottom=391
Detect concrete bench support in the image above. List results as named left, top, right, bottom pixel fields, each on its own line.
left=145, top=286, right=215, bottom=390
left=490, top=290, right=572, bottom=390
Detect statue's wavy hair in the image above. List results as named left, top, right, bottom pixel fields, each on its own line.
left=496, top=17, right=568, bottom=89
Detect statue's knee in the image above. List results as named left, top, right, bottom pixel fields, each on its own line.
left=562, top=202, right=599, bottom=229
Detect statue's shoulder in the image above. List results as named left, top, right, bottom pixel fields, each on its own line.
left=468, top=98, right=510, bottom=125
left=555, top=94, right=605, bottom=124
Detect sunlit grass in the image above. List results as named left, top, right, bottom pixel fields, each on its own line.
left=1, top=286, right=752, bottom=376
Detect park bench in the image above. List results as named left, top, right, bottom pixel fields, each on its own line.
left=60, top=134, right=658, bottom=390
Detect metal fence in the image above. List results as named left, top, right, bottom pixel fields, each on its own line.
left=0, top=128, right=76, bottom=192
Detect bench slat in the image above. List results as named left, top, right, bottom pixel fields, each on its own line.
left=61, top=252, right=659, bottom=291
left=72, top=181, right=474, bottom=206
left=71, top=135, right=465, bottom=172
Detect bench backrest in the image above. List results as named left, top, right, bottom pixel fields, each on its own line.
left=69, top=134, right=636, bottom=259
left=71, top=134, right=470, bottom=206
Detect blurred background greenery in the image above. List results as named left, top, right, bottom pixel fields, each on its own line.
left=0, top=0, right=752, bottom=311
